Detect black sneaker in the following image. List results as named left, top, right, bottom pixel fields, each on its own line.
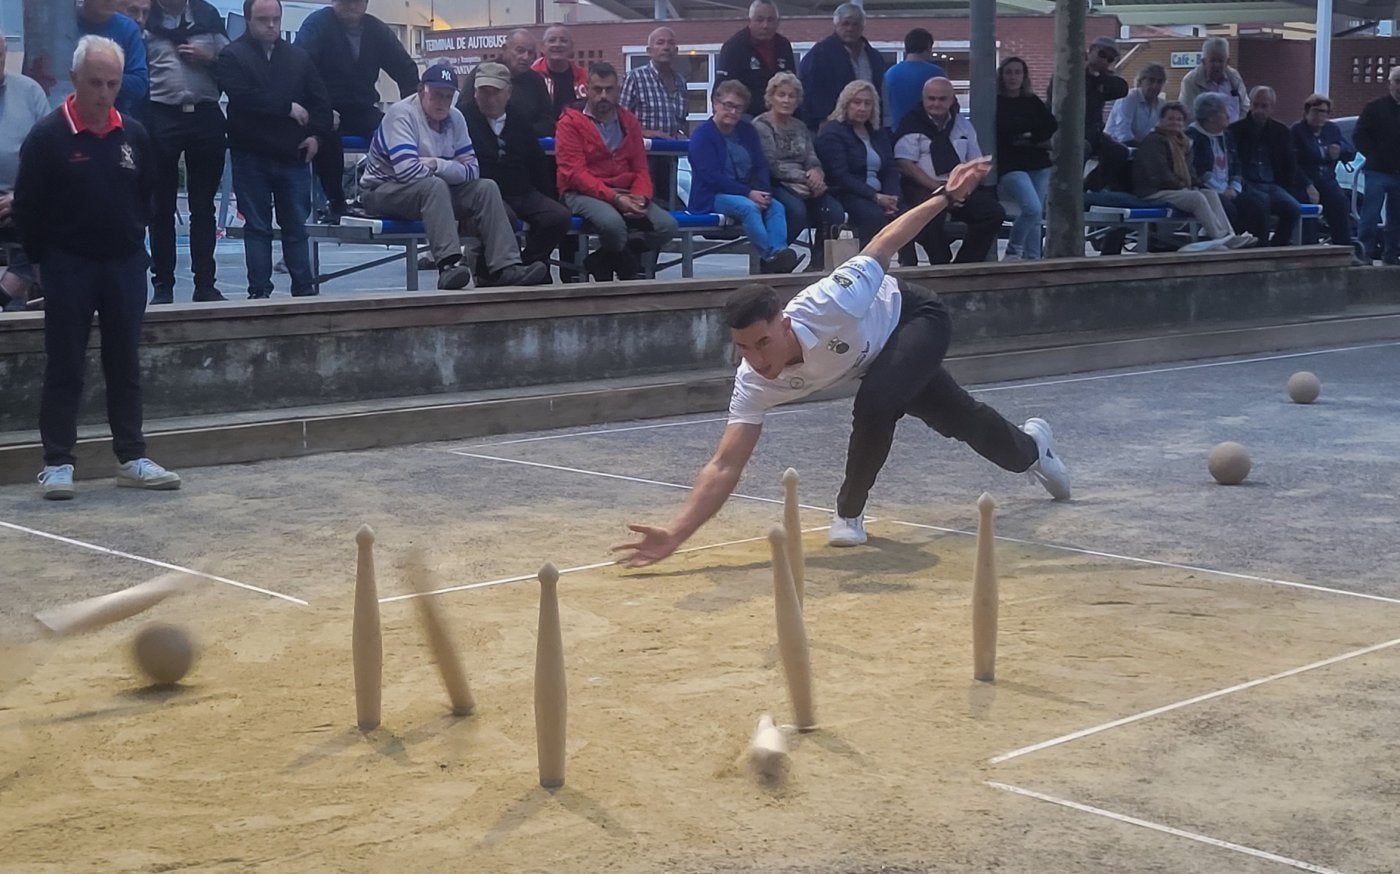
left=150, top=286, right=174, bottom=305
left=192, top=286, right=226, bottom=302
left=760, top=248, right=800, bottom=274
left=247, top=290, right=272, bottom=300
left=437, top=264, right=473, bottom=290
left=485, top=261, right=549, bottom=287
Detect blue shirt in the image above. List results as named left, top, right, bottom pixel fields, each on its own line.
left=883, top=59, right=946, bottom=130
left=48, top=11, right=149, bottom=117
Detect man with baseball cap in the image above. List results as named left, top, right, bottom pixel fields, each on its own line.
left=359, top=63, right=549, bottom=289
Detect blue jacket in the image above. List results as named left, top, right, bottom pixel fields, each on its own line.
left=1186, top=124, right=1242, bottom=194
left=1289, top=120, right=1356, bottom=187
left=815, top=119, right=899, bottom=202
left=686, top=118, right=771, bottom=213
left=49, top=11, right=148, bottom=116
left=797, top=34, right=887, bottom=131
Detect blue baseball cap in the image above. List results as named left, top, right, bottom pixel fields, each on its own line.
left=421, top=64, right=458, bottom=90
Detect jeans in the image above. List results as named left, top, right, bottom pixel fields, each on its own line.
left=771, top=184, right=844, bottom=269
left=231, top=151, right=315, bottom=296
left=146, top=102, right=226, bottom=292
left=998, top=168, right=1050, bottom=259
left=712, top=193, right=788, bottom=259
left=1238, top=181, right=1301, bottom=246
left=1358, top=169, right=1400, bottom=262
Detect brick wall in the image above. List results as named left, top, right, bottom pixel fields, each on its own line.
left=1329, top=37, right=1400, bottom=116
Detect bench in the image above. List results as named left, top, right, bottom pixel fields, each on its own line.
left=1086, top=202, right=1322, bottom=252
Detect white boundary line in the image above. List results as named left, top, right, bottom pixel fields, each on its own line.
left=0, top=519, right=309, bottom=606
left=986, top=782, right=1347, bottom=874
left=455, top=409, right=808, bottom=450
left=989, top=635, right=1400, bottom=765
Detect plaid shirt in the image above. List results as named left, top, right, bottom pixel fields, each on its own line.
left=620, top=62, right=688, bottom=136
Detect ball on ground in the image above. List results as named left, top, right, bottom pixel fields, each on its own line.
left=1287, top=371, right=1321, bottom=404
left=1208, top=442, right=1251, bottom=485
left=132, top=622, right=195, bottom=685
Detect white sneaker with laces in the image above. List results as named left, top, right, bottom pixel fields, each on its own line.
left=116, top=458, right=182, bottom=490
left=38, top=464, right=76, bottom=500
left=828, top=514, right=867, bottom=547
left=1022, top=418, right=1071, bottom=501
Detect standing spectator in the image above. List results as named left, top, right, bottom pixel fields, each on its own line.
left=0, top=32, right=52, bottom=312
left=43, top=0, right=149, bottom=116
left=882, top=28, right=944, bottom=134
left=1179, top=38, right=1247, bottom=124
left=1229, top=86, right=1303, bottom=247
left=532, top=25, right=587, bottom=121
left=14, top=36, right=180, bottom=499
left=469, top=29, right=554, bottom=138
left=714, top=0, right=796, bottom=119
left=1187, top=92, right=1248, bottom=235
left=142, top=0, right=229, bottom=305
left=1290, top=93, right=1357, bottom=253
left=815, top=80, right=899, bottom=245
left=556, top=62, right=679, bottom=282
left=216, top=0, right=331, bottom=299
left=124, top=0, right=150, bottom=28
left=462, top=62, right=571, bottom=275
left=1106, top=64, right=1165, bottom=146
left=688, top=80, right=799, bottom=275
left=798, top=4, right=886, bottom=132
left=296, top=0, right=419, bottom=223
left=894, top=76, right=1002, bottom=264
left=995, top=56, right=1056, bottom=261
left=1353, top=66, right=1400, bottom=266
left=620, top=26, right=688, bottom=208
left=1132, top=101, right=1252, bottom=250
left=753, top=72, right=842, bottom=270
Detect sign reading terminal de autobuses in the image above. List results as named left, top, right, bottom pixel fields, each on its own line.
left=425, top=33, right=508, bottom=53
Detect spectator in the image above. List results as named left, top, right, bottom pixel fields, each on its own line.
left=1083, top=37, right=1130, bottom=190
left=714, top=0, right=796, bottom=119
left=0, top=32, right=52, bottom=312
left=470, top=30, right=554, bottom=138
left=44, top=0, right=148, bottom=116
left=798, top=4, right=886, bottom=132
left=216, top=0, right=331, bottom=299
left=14, top=35, right=180, bottom=499
left=1353, top=66, right=1400, bottom=266
left=296, top=0, right=419, bottom=223
left=994, top=56, right=1056, bottom=261
left=462, top=62, right=571, bottom=274
left=894, top=76, right=1002, bottom=264
left=1186, top=92, right=1248, bottom=235
left=1106, top=63, right=1165, bottom=146
left=1229, top=86, right=1303, bottom=247
left=1290, top=93, right=1357, bottom=254
left=1132, top=101, right=1252, bottom=250
left=556, top=62, right=679, bottom=282
left=124, top=0, right=150, bottom=27
left=689, top=80, right=799, bottom=275
left=360, top=65, right=548, bottom=289
left=1179, top=37, right=1247, bottom=124
left=753, top=71, right=842, bottom=271
left=532, top=25, right=587, bottom=121
left=815, top=80, right=898, bottom=245
left=620, top=26, right=688, bottom=208
left=141, top=0, right=229, bottom=305
left=883, top=27, right=945, bottom=133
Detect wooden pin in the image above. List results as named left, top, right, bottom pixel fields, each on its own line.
left=781, top=468, right=805, bottom=608
left=404, top=549, right=475, bottom=717
left=972, top=493, right=999, bottom=682
left=748, top=713, right=790, bottom=780
left=35, top=571, right=188, bottom=637
left=534, top=562, right=567, bottom=789
left=353, top=525, right=382, bottom=731
left=768, top=527, right=816, bottom=730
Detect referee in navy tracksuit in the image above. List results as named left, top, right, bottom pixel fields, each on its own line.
left=14, top=35, right=181, bottom=500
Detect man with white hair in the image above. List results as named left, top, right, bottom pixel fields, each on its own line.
left=1179, top=37, right=1247, bottom=124
left=14, top=35, right=181, bottom=499
left=798, top=3, right=886, bottom=131
left=715, top=1, right=796, bottom=118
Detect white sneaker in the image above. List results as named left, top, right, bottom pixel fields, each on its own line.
left=828, top=514, right=867, bottom=547
left=1021, top=418, right=1071, bottom=501
left=116, top=458, right=182, bottom=490
left=38, top=464, right=76, bottom=501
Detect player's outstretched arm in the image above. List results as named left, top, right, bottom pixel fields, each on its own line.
left=612, top=422, right=763, bottom=567
left=860, top=156, right=992, bottom=269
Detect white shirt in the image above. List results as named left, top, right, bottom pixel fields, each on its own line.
left=728, top=256, right=902, bottom=425
left=893, top=114, right=983, bottom=179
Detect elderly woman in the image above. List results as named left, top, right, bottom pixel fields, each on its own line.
left=814, top=79, right=899, bottom=245
left=1133, top=100, right=1254, bottom=250
left=1186, top=92, right=1249, bottom=236
left=754, top=72, right=844, bottom=271
left=688, top=79, right=800, bottom=274
left=994, top=56, right=1056, bottom=261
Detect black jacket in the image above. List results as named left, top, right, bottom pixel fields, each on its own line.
left=995, top=93, right=1057, bottom=173
left=461, top=102, right=555, bottom=198
left=459, top=68, right=556, bottom=138
left=294, top=7, right=418, bottom=110
left=1050, top=70, right=1128, bottom=140
left=714, top=28, right=797, bottom=118
left=145, top=0, right=225, bottom=44
left=1354, top=93, right=1400, bottom=175
left=1229, top=115, right=1303, bottom=191
left=216, top=35, right=332, bottom=163
left=815, top=119, right=899, bottom=202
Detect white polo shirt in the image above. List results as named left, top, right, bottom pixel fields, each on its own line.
left=728, top=256, right=902, bottom=425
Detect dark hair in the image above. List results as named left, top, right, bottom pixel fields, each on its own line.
left=903, top=27, right=933, bottom=55
left=997, top=56, right=1032, bottom=98
left=724, top=284, right=782, bottom=329
left=243, top=0, right=281, bottom=19
left=1159, top=100, right=1188, bottom=122
left=588, top=60, right=617, bottom=81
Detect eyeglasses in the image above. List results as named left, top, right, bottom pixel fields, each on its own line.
left=1306, top=105, right=1331, bottom=113
left=1096, top=50, right=1118, bottom=61
left=716, top=101, right=746, bottom=112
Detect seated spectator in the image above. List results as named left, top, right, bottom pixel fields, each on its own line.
left=883, top=27, right=944, bottom=132
left=894, top=77, right=1003, bottom=264
left=460, top=29, right=554, bottom=138
left=1180, top=37, right=1247, bottom=124
left=1133, top=101, right=1253, bottom=250
left=714, top=0, right=796, bottom=119
left=359, top=64, right=549, bottom=289
left=994, top=56, right=1056, bottom=261
left=533, top=25, right=587, bottom=121
left=1353, top=66, right=1400, bottom=266
left=462, top=62, right=571, bottom=274
left=556, top=62, right=679, bottom=282
left=689, top=80, right=799, bottom=274
left=799, top=4, right=886, bottom=131
left=815, top=80, right=898, bottom=245
left=1106, top=64, right=1166, bottom=146
left=0, top=32, right=51, bottom=311
left=620, top=26, right=688, bottom=207
left=1229, top=86, right=1302, bottom=247
left=1290, top=93, right=1358, bottom=254
left=753, top=71, right=843, bottom=271
left=1186, top=92, right=1248, bottom=234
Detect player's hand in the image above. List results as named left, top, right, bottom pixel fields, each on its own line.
left=947, top=156, right=993, bottom=201
left=611, top=524, right=681, bottom=568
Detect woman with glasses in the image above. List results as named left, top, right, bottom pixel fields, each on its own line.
left=688, top=79, right=800, bottom=273
left=1289, top=93, right=1358, bottom=252
left=994, top=56, right=1056, bottom=261
left=1133, top=101, right=1254, bottom=250
left=815, top=79, right=900, bottom=245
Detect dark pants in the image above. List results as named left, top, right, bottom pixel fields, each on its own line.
left=911, top=186, right=1005, bottom=265
left=314, top=104, right=383, bottom=210
left=839, top=194, right=891, bottom=246
left=40, top=248, right=149, bottom=466
left=836, top=281, right=1039, bottom=518
left=1303, top=178, right=1353, bottom=247
left=1238, top=181, right=1300, bottom=246
left=1087, top=134, right=1131, bottom=192
left=503, top=189, right=572, bottom=266
left=146, top=102, right=227, bottom=294
left=772, top=183, right=844, bottom=270
left=648, top=156, right=678, bottom=210
left=231, top=151, right=315, bottom=297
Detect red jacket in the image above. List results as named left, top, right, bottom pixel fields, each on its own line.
left=530, top=58, right=587, bottom=102
left=555, top=106, right=654, bottom=202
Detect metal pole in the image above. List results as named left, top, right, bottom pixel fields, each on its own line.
left=969, top=0, right=997, bottom=179
left=654, top=0, right=668, bottom=19
left=1315, top=0, right=1333, bottom=95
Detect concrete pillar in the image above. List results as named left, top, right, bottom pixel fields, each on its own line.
left=1315, top=0, right=1333, bottom=95
left=654, top=0, right=668, bottom=19
left=969, top=0, right=997, bottom=179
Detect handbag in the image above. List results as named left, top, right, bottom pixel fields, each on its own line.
left=823, top=224, right=860, bottom=268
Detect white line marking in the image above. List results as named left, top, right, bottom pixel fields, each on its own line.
left=986, top=782, right=1347, bottom=874
left=989, top=635, right=1400, bottom=765
left=0, top=519, right=309, bottom=606
left=457, top=409, right=807, bottom=449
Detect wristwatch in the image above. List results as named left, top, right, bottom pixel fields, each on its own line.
left=930, top=184, right=966, bottom=207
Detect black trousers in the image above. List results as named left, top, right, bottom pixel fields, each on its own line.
left=1305, top=178, right=1353, bottom=247
left=315, top=103, right=384, bottom=209
left=913, top=186, right=1005, bottom=265
left=40, top=248, right=150, bottom=466
left=146, top=102, right=226, bottom=292
left=836, top=280, right=1040, bottom=518
left=1087, top=134, right=1131, bottom=192
left=503, top=189, right=572, bottom=266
